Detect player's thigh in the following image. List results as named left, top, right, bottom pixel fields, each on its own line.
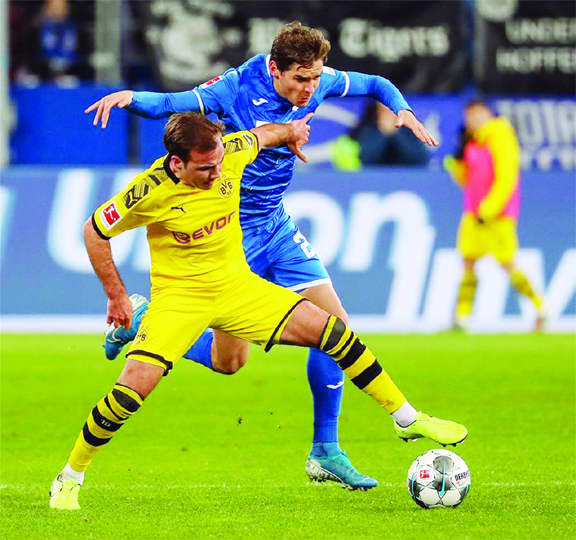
left=126, top=287, right=213, bottom=375
left=300, top=282, right=347, bottom=322
left=211, top=329, right=250, bottom=374
left=280, top=300, right=330, bottom=349
left=489, top=217, right=518, bottom=265
left=457, top=213, right=487, bottom=260
left=212, top=270, right=304, bottom=352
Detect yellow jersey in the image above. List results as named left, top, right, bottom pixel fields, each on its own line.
left=92, top=131, right=259, bottom=289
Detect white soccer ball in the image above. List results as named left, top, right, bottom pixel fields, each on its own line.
left=407, top=449, right=471, bottom=509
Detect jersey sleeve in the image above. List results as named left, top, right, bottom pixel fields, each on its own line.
left=222, top=131, right=260, bottom=169
left=319, top=68, right=411, bottom=114
left=191, top=69, right=240, bottom=117
left=317, top=66, right=351, bottom=100
left=128, top=69, right=240, bottom=119
left=92, top=174, right=161, bottom=239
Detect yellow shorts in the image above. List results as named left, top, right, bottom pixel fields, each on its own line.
left=126, top=269, right=304, bottom=374
left=457, top=212, right=518, bottom=265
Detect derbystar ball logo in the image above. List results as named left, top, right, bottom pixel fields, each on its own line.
left=200, top=76, right=222, bottom=89
left=419, top=470, right=430, bottom=480
left=100, top=203, right=122, bottom=229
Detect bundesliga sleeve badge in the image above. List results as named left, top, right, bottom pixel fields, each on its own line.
left=99, top=202, right=123, bottom=230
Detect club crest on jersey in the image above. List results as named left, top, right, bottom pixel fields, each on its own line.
left=218, top=179, right=234, bottom=198
left=200, top=76, right=222, bottom=89
left=99, top=203, right=122, bottom=229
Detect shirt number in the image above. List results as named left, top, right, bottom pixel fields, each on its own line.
left=293, top=231, right=316, bottom=259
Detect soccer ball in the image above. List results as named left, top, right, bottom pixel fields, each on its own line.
left=407, top=449, right=470, bottom=509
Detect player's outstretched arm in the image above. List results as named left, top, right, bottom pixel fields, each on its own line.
left=83, top=218, right=132, bottom=329
left=85, top=89, right=204, bottom=128
left=85, top=90, right=134, bottom=129
left=340, top=71, right=438, bottom=146
left=394, top=110, right=439, bottom=147
left=251, top=113, right=313, bottom=162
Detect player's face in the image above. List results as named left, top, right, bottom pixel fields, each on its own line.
left=271, top=59, right=323, bottom=107
left=464, top=104, right=492, bottom=132
left=179, top=140, right=225, bottom=190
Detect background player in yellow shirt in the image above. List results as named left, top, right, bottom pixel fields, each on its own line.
left=50, top=112, right=467, bottom=510
left=445, top=101, right=545, bottom=330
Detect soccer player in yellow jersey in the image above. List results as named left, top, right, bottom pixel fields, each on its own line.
left=445, top=101, right=545, bottom=330
left=50, top=112, right=467, bottom=510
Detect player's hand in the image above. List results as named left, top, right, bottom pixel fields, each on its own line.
left=395, top=109, right=439, bottom=147
left=85, top=90, right=134, bottom=129
left=288, top=112, right=313, bottom=163
left=106, top=293, right=133, bottom=329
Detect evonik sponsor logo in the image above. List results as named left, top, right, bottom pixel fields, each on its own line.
left=191, top=211, right=236, bottom=240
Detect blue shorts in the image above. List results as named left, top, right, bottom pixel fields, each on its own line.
left=241, top=207, right=331, bottom=292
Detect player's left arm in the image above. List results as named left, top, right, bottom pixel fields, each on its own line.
left=250, top=113, right=314, bottom=162
left=478, top=122, right=521, bottom=221
left=324, top=69, right=438, bottom=146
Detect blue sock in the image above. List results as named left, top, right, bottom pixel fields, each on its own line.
left=183, top=329, right=214, bottom=370
left=307, top=347, right=344, bottom=446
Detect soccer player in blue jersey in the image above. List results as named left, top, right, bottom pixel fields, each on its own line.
left=85, top=21, right=438, bottom=491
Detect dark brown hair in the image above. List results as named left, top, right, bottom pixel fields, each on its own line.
left=270, top=21, right=331, bottom=72
left=163, top=113, right=225, bottom=162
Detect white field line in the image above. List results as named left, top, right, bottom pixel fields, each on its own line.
left=2, top=481, right=575, bottom=490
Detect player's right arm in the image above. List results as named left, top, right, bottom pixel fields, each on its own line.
left=85, top=71, right=240, bottom=128
left=83, top=218, right=132, bottom=329
left=87, top=168, right=161, bottom=326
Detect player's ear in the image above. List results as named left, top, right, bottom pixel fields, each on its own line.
left=170, top=154, right=184, bottom=174
left=269, top=60, right=280, bottom=79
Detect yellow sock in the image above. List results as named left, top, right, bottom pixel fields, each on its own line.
left=320, top=316, right=406, bottom=413
left=511, top=269, right=543, bottom=311
left=456, top=268, right=477, bottom=321
left=68, top=384, right=144, bottom=472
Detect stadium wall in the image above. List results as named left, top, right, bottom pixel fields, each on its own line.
left=1, top=168, right=574, bottom=333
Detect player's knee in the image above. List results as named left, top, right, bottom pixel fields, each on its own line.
left=337, top=308, right=349, bottom=325
left=212, top=353, right=247, bottom=375
left=117, top=359, right=163, bottom=398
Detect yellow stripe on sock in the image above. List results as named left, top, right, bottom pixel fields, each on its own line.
left=86, top=413, right=116, bottom=441
left=319, top=316, right=337, bottom=350
left=342, top=349, right=376, bottom=379
left=96, top=399, right=125, bottom=425
left=107, top=393, right=131, bottom=420
left=362, top=373, right=406, bottom=414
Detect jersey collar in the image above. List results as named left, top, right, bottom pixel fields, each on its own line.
left=163, top=155, right=180, bottom=184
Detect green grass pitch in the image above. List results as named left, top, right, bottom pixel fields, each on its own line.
left=1, top=333, right=574, bottom=540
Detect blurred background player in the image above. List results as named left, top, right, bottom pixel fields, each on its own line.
left=444, top=100, right=546, bottom=331
left=84, top=21, right=438, bottom=491
left=332, top=102, right=430, bottom=171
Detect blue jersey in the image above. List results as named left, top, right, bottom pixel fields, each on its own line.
left=129, top=54, right=411, bottom=229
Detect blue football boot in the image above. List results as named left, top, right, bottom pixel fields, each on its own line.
left=103, top=294, right=149, bottom=360
left=305, top=443, right=378, bottom=491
